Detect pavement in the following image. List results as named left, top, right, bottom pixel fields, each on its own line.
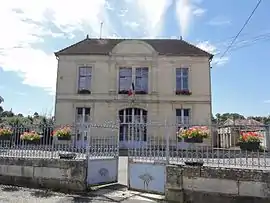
left=0, top=157, right=167, bottom=203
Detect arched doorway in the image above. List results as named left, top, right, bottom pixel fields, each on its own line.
left=118, top=108, right=147, bottom=149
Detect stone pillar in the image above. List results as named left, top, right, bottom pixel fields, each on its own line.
left=165, top=165, right=184, bottom=203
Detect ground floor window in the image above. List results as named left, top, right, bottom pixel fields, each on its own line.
left=119, top=108, right=147, bottom=142
left=75, top=107, right=90, bottom=141
left=176, top=108, right=191, bottom=141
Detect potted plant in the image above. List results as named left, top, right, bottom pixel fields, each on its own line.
left=0, top=127, right=12, bottom=140
left=119, top=90, right=129, bottom=94
left=78, top=89, right=91, bottom=94
left=52, top=126, right=72, bottom=140
left=175, top=90, right=192, bottom=95
left=177, top=126, right=209, bottom=143
left=238, top=131, right=261, bottom=151
left=20, top=131, right=41, bottom=145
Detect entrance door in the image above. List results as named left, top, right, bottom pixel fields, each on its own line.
left=119, top=108, right=147, bottom=149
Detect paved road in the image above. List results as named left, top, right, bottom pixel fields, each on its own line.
left=0, top=157, right=166, bottom=203
left=0, top=185, right=166, bottom=203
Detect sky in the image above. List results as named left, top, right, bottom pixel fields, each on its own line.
left=0, top=0, right=270, bottom=117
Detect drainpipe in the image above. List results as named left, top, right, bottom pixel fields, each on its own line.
left=54, top=56, right=60, bottom=124
left=208, top=56, right=213, bottom=147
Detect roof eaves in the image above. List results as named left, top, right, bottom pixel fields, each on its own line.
left=54, top=38, right=88, bottom=57
left=181, top=40, right=214, bottom=59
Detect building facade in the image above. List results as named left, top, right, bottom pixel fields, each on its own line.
left=54, top=37, right=213, bottom=148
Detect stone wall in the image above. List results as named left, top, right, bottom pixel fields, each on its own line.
left=166, top=164, right=270, bottom=203
left=0, top=157, right=87, bottom=192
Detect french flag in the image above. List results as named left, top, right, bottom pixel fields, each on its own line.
left=128, top=82, right=135, bottom=96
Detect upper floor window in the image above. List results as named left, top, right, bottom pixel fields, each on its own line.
left=78, top=66, right=92, bottom=94
left=176, top=68, right=191, bottom=95
left=119, top=67, right=148, bottom=95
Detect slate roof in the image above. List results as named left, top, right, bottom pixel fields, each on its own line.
left=55, top=38, right=213, bottom=59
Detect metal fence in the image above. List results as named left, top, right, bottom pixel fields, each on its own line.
left=127, top=123, right=270, bottom=169
left=1, top=122, right=270, bottom=169
left=0, top=123, right=119, bottom=159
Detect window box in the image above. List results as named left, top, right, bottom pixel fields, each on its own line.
left=175, top=90, right=192, bottom=95
left=135, top=90, right=147, bottom=95
left=78, top=89, right=91, bottom=94
left=119, top=90, right=129, bottom=94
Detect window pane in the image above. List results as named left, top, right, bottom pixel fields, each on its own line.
left=176, top=68, right=181, bottom=77
left=135, top=67, right=148, bottom=91
left=182, top=68, right=188, bottom=76
left=176, top=78, right=182, bottom=90
left=183, top=109, right=189, bottom=117
left=77, top=108, right=83, bottom=115
left=119, top=67, right=132, bottom=77
left=79, top=67, right=91, bottom=76
left=85, top=108, right=90, bottom=115
left=79, top=76, right=91, bottom=90
left=176, top=109, right=182, bottom=117
left=176, top=68, right=182, bottom=90
left=182, top=77, right=188, bottom=90
left=119, top=68, right=132, bottom=90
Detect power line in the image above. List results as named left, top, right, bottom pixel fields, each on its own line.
left=218, top=0, right=263, bottom=61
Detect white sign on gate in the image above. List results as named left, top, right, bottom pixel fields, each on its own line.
left=128, top=161, right=166, bottom=194
left=87, top=158, right=118, bottom=185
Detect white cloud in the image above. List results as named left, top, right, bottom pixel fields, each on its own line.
left=0, top=0, right=109, bottom=94
left=208, top=17, right=231, bottom=26
left=0, top=0, right=174, bottom=94
left=176, top=0, right=206, bottom=38
left=193, top=8, right=206, bottom=17
left=124, top=0, right=172, bottom=38
left=196, top=41, right=229, bottom=66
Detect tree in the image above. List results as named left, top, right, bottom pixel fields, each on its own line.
left=33, top=112, right=39, bottom=118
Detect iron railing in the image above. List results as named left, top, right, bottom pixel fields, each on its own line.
left=0, top=123, right=270, bottom=169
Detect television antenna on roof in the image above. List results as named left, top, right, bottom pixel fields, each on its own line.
left=100, top=21, right=104, bottom=39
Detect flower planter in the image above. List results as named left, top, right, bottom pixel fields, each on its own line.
left=57, top=136, right=71, bottom=141
left=135, top=90, right=147, bottom=95
left=0, top=135, right=11, bottom=141
left=184, top=137, right=203, bottom=143
left=24, top=139, right=40, bottom=145
left=118, top=90, right=129, bottom=94
left=59, top=153, right=76, bottom=159
left=78, top=89, right=91, bottom=94
left=239, top=142, right=260, bottom=151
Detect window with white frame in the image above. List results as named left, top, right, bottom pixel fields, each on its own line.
left=78, top=66, right=92, bottom=94
left=118, top=108, right=147, bottom=142
left=118, top=67, right=148, bottom=94
left=76, top=107, right=90, bottom=123
left=176, top=108, right=190, bottom=127
left=176, top=68, right=190, bottom=95
left=75, top=107, right=90, bottom=141
left=176, top=108, right=190, bottom=141
left=119, top=67, right=132, bottom=93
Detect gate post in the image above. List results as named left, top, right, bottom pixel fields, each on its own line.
left=86, top=124, right=91, bottom=160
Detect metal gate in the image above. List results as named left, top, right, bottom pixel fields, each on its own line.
left=127, top=122, right=168, bottom=194
left=83, top=123, right=119, bottom=186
